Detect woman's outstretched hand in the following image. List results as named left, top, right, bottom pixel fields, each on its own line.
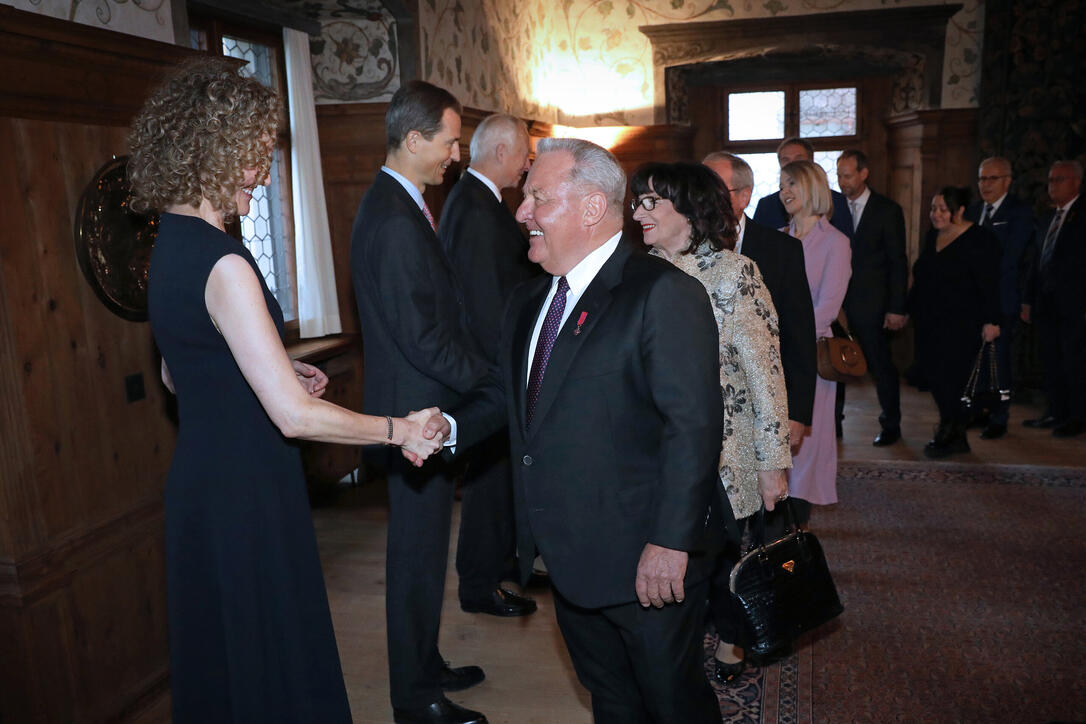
left=400, top=407, right=447, bottom=467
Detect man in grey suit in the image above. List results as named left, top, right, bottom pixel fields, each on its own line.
left=438, top=114, right=539, bottom=618
left=836, top=149, right=908, bottom=446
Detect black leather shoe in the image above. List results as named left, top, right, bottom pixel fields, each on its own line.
left=460, top=587, right=537, bottom=617
left=393, top=697, right=487, bottom=724
left=710, top=658, right=745, bottom=685
left=980, top=423, right=1007, bottom=440
left=1052, top=420, right=1084, bottom=438
left=1023, top=415, right=1059, bottom=429
left=439, top=662, right=485, bottom=691
left=872, top=427, right=901, bottom=446
left=923, top=422, right=970, bottom=459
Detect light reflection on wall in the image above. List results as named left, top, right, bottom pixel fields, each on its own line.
left=531, top=51, right=647, bottom=123
left=551, top=125, right=637, bottom=150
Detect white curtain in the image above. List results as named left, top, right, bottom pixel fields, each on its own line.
left=283, top=27, right=342, bottom=338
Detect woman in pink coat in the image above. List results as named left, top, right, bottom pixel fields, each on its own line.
left=779, top=160, right=852, bottom=526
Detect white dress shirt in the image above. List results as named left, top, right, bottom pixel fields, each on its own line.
left=848, top=186, right=872, bottom=229
left=524, top=232, right=622, bottom=385
left=735, top=214, right=748, bottom=254
left=380, top=165, right=426, bottom=213
left=466, top=167, right=502, bottom=202
left=444, top=232, right=622, bottom=448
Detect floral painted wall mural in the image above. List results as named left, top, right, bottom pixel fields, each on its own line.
left=267, top=0, right=400, bottom=103
left=419, top=0, right=982, bottom=126
left=3, top=0, right=175, bottom=43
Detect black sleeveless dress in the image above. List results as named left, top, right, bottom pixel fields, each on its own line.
left=149, top=213, right=352, bottom=723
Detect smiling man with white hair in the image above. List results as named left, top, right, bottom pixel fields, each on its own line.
left=421, top=138, right=732, bottom=723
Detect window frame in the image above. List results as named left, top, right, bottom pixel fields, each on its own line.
left=721, top=81, right=864, bottom=155
left=188, top=12, right=300, bottom=341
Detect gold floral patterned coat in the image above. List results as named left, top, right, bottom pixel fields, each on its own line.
left=656, top=245, right=792, bottom=519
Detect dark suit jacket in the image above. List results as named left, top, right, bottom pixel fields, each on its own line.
left=1026, top=196, right=1086, bottom=319
left=350, top=171, right=487, bottom=416
left=843, top=189, right=908, bottom=318
left=964, top=195, right=1034, bottom=316
left=451, top=239, right=729, bottom=609
left=740, top=217, right=817, bottom=426
left=438, top=171, right=540, bottom=362
left=753, top=188, right=854, bottom=241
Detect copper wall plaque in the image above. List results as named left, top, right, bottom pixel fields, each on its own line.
left=73, top=156, right=158, bottom=321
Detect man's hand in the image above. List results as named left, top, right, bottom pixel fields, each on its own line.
left=757, top=469, right=789, bottom=512
left=788, top=420, right=807, bottom=454
left=982, top=323, right=1001, bottom=343
left=292, top=360, right=329, bottom=397
left=1020, top=304, right=1031, bottom=324
left=883, top=313, right=908, bottom=331
left=401, top=410, right=451, bottom=467
left=635, top=543, right=689, bottom=608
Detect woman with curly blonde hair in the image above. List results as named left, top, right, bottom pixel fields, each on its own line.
left=132, top=57, right=440, bottom=722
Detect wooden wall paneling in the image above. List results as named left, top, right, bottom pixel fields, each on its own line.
left=317, top=102, right=392, bottom=338
left=688, top=86, right=724, bottom=163
left=67, top=526, right=169, bottom=720
left=0, top=121, right=43, bottom=561
left=1, top=9, right=193, bottom=721
left=12, top=119, right=99, bottom=541
left=609, top=124, right=696, bottom=171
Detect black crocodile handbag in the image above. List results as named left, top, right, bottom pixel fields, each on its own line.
left=729, top=502, right=843, bottom=658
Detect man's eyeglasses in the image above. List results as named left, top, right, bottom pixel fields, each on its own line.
left=977, top=175, right=1010, bottom=182
left=631, top=195, right=662, bottom=212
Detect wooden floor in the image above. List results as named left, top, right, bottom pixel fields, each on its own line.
left=135, top=381, right=1085, bottom=723
left=317, top=380, right=1084, bottom=724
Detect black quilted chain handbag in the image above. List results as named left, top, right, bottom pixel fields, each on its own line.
left=729, top=501, right=843, bottom=659
left=960, top=340, right=1010, bottom=416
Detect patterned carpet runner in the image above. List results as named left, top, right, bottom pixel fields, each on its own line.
left=710, top=460, right=1086, bottom=723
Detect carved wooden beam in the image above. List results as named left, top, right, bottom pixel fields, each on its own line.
left=640, top=5, right=963, bottom=123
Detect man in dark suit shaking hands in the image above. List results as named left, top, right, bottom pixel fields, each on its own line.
left=351, top=81, right=490, bottom=724
left=836, top=149, right=909, bottom=446
left=438, top=114, right=539, bottom=619
left=419, top=138, right=729, bottom=723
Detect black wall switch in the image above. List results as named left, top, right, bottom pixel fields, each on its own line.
left=125, top=372, right=146, bottom=403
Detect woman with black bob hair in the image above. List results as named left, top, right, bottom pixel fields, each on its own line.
left=910, top=185, right=1001, bottom=458
left=630, top=161, right=792, bottom=684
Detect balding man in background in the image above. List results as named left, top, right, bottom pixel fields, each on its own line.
left=963, top=156, right=1034, bottom=439
left=439, top=114, right=539, bottom=618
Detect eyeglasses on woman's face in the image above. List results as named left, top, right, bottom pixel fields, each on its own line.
left=630, top=195, right=662, bottom=212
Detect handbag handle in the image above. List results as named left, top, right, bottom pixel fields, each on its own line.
left=962, top=341, right=998, bottom=402
left=833, top=310, right=857, bottom=341
left=748, top=498, right=799, bottom=551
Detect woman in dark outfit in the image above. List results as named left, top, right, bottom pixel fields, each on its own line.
left=910, top=186, right=1001, bottom=458
left=129, top=58, right=444, bottom=723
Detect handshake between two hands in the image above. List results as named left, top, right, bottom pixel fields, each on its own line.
left=400, top=407, right=452, bottom=467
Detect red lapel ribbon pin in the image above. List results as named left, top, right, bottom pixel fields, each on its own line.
left=573, top=311, right=588, bottom=335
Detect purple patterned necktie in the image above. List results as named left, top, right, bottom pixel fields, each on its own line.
left=526, top=276, right=569, bottom=427
left=421, top=202, right=436, bottom=231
